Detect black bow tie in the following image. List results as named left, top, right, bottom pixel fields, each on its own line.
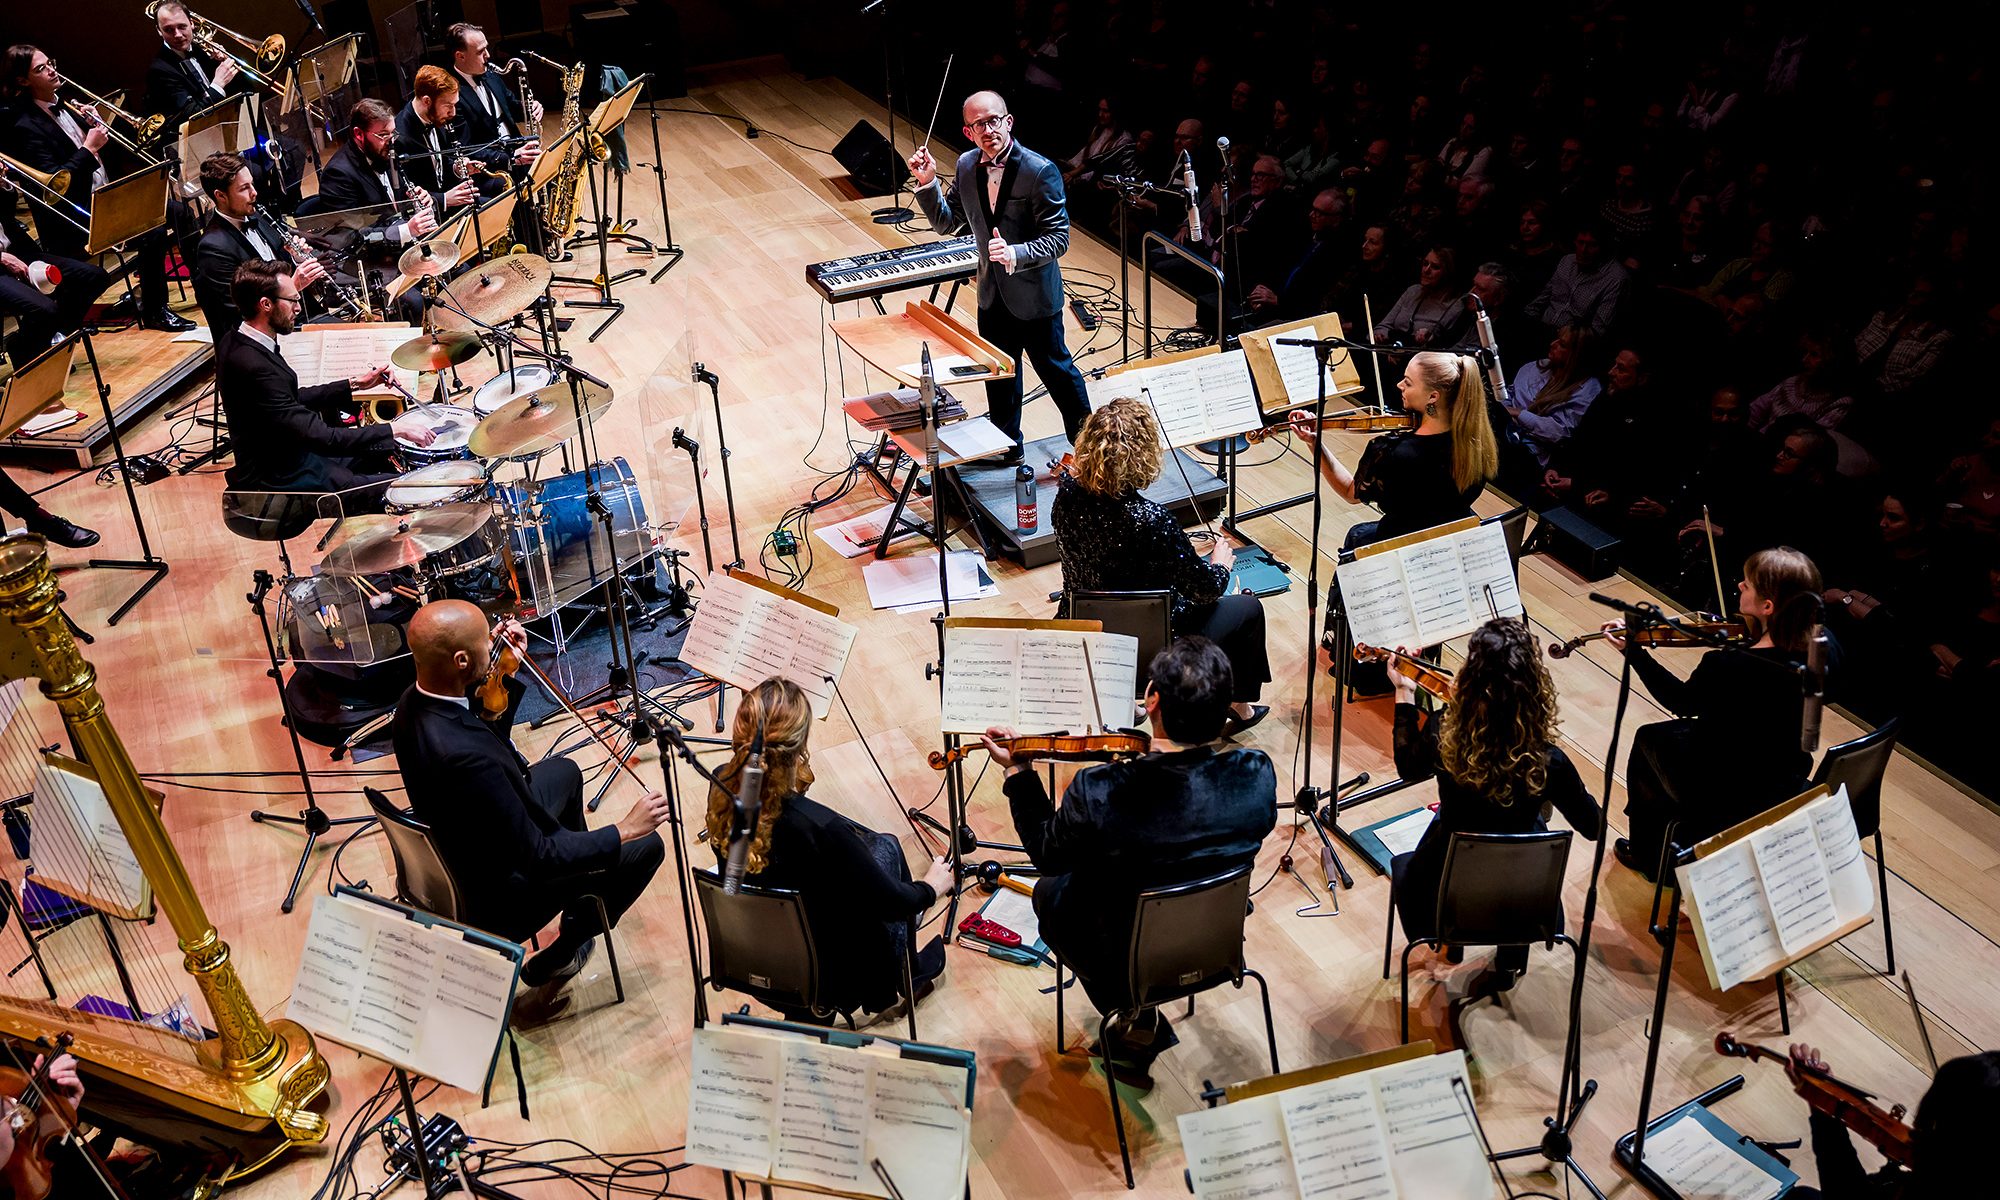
left=984, top=159, right=1007, bottom=171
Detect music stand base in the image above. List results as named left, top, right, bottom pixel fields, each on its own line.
left=1491, top=1078, right=1608, bottom=1200
left=87, top=558, right=169, bottom=626
left=249, top=806, right=375, bottom=913
left=871, top=205, right=915, bottom=224
left=649, top=243, right=685, bottom=282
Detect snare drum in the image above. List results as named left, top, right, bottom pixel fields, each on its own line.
left=415, top=505, right=514, bottom=613
left=383, top=460, right=491, bottom=512
left=393, top=405, right=480, bottom=468
left=471, top=364, right=559, bottom=416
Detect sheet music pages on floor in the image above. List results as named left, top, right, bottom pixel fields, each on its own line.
left=1179, top=1048, right=1495, bottom=1199
left=276, top=323, right=423, bottom=397
left=1640, top=1111, right=1787, bottom=1200
left=1677, top=785, right=1874, bottom=991
left=1085, top=348, right=1264, bottom=448
left=680, top=572, right=858, bottom=720
left=1337, top=519, right=1523, bottom=650
left=938, top=622, right=1140, bottom=735
left=285, top=890, right=519, bottom=1092
left=684, top=1026, right=972, bottom=1200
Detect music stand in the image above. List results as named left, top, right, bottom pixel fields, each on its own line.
left=177, top=93, right=251, bottom=169
left=294, top=33, right=360, bottom=151
left=558, top=75, right=649, bottom=339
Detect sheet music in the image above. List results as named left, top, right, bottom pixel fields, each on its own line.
left=31, top=759, right=150, bottom=916
left=773, top=1040, right=872, bottom=1194
left=278, top=325, right=421, bottom=396
left=1179, top=1093, right=1303, bottom=1200
left=1403, top=538, right=1474, bottom=646
left=1454, top=522, right=1522, bottom=621
left=1805, top=787, right=1873, bottom=923
left=1336, top=553, right=1418, bottom=651
left=686, top=1027, right=782, bottom=1176
left=680, top=573, right=858, bottom=720
left=1370, top=1052, right=1493, bottom=1199
left=1087, top=350, right=1264, bottom=447
left=1375, top=809, right=1435, bottom=859
left=939, top=626, right=1140, bottom=734
left=349, top=918, right=435, bottom=1061
left=416, top=925, right=516, bottom=1092
left=1277, top=1076, right=1398, bottom=1199
left=1679, top=841, right=1785, bottom=991
left=864, top=1056, right=974, bottom=1200
left=288, top=891, right=368, bottom=1034
left=1747, top=811, right=1839, bottom=956
left=1640, top=1112, right=1785, bottom=1200
left=1267, top=325, right=1338, bottom=409
left=979, top=886, right=1042, bottom=947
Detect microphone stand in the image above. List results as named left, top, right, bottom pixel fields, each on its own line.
left=1099, top=174, right=1181, bottom=365
left=656, top=723, right=726, bottom=1027
left=692, top=363, right=745, bottom=569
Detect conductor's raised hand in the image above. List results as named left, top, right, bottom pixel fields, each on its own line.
left=908, top=145, right=937, bottom=188
left=617, top=790, right=671, bottom=842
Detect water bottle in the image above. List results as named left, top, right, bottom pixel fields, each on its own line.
left=1014, top=464, right=1037, bottom=532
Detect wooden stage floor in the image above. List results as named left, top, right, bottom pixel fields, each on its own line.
left=3, top=63, right=1996, bottom=1198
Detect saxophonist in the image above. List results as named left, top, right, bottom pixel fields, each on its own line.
left=396, top=66, right=505, bottom=202
left=446, top=24, right=541, bottom=180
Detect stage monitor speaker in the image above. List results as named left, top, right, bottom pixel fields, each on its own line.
left=832, top=120, right=910, bottom=198
left=1524, top=505, right=1622, bottom=581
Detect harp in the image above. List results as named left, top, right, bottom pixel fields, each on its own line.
left=0, top=534, right=329, bottom=1184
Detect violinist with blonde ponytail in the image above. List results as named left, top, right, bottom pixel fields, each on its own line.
left=1292, top=350, right=1499, bottom=690
left=705, top=678, right=954, bottom=1023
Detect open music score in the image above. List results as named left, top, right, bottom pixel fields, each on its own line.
left=1179, top=1046, right=1494, bottom=1199
left=1677, top=784, right=1875, bottom=991
left=685, top=1025, right=972, bottom=1200
left=276, top=322, right=423, bottom=399
left=286, top=889, right=520, bottom=1094
left=939, top=618, right=1139, bottom=735
left=679, top=571, right=858, bottom=720
left=30, top=753, right=153, bottom=919
left=1337, top=517, right=1523, bottom=650
left=1085, top=345, right=1263, bottom=449
left=1237, top=314, right=1368, bottom=412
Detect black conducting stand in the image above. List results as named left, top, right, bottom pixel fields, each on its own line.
left=76, top=329, right=169, bottom=624
left=862, top=0, right=914, bottom=224
left=244, top=570, right=370, bottom=913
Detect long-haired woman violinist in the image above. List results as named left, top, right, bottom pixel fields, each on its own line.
left=1602, top=546, right=1833, bottom=879
left=704, top=678, right=954, bottom=1023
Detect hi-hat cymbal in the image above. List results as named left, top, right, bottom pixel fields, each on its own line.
left=429, top=254, right=556, bottom=332
left=466, top=379, right=615, bottom=459
left=319, top=505, right=493, bottom=575
left=398, top=238, right=463, bottom=277
left=390, top=330, right=484, bottom=372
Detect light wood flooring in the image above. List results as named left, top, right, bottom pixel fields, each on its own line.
left=3, top=63, right=1997, bottom=1198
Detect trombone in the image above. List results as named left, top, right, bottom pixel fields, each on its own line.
left=142, top=1, right=289, bottom=95
left=0, top=153, right=93, bottom=237
left=55, top=73, right=165, bottom=147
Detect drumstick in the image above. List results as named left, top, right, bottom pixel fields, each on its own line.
left=920, top=53, right=956, bottom=158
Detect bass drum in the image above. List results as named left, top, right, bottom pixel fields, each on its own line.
left=499, top=457, right=651, bottom=618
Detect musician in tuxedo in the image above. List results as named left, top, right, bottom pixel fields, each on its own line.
left=446, top=23, right=541, bottom=178
left=192, top=152, right=323, bottom=339
left=309, top=98, right=458, bottom=310
left=397, top=66, right=504, bottom=202
left=146, top=0, right=240, bottom=129
left=216, top=259, right=432, bottom=510
left=909, top=90, right=1091, bottom=460
left=395, top=600, right=668, bottom=1003
left=985, top=637, right=1278, bottom=1090
left=2, top=44, right=192, bottom=331
left=0, top=168, right=108, bottom=369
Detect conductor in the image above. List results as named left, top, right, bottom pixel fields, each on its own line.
left=909, top=90, right=1091, bottom=461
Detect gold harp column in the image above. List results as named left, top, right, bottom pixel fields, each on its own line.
left=0, top=536, right=329, bottom=1142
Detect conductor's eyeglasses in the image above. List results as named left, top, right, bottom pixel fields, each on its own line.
left=966, top=114, right=1011, bottom=132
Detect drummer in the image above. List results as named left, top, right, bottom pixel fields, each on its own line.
left=220, top=260, right=439, bottom=516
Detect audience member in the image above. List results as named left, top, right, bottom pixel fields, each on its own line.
left=1748, top=330, right=1858, bottom=433
left=1523, top=225, right=1628, bottom=339
left=1377, top=245, right=1460, bottom=349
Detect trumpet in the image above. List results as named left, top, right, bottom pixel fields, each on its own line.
left=144, top=1, right=288, bottom=94
left=53, top=73, right=164, bottom=145
left=0, top=153, right=91, bottom=237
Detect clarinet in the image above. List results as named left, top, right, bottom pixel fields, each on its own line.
left=263, top=207, right=368, bottom=320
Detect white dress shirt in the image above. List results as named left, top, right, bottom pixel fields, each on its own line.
left=40, top=100, right=109, bottom=190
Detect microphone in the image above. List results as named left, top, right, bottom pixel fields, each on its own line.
left=918, top=343, right=936, bottom=425
left=1801, top=622, right=1829, bottom=753
left=1179, top=149, right=1202, bottom=242
left=1215, top=135, right=1231, bottom=164
left=721, top=714, right=768, bottom=895
left=672, top=427, right=698, bottom=454
left=1470, top=295, right=1511, bottom=407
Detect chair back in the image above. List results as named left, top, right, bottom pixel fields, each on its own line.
left=1069, top=589, right=1172, bottom=695
left=364, top=787, right=464, bottom=921
left=1125, top=863, right=1254, bottom=1010
left=1812, top=717, right=1901, bottom=839
left=1434, top=830, right=1571, bottom=948
left=693, top=868, right=822, bottom=1012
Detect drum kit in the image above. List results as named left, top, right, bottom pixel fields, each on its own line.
left=272, top=245, right=657, bottom=744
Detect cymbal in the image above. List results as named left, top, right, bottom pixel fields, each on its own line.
left=429, top=254, right=556, bottom=332
left=398, top=237, right=462, bottom=277
left=390, top=330, right=483, bottom=372
left=466, top=378, right=615, bottom=459
left=319, top=505, right=493, bottom=575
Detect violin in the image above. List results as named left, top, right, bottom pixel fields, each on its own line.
left=1244, top=408, right=1417, bottom=444
left=1547, top=616, right=1748, bottom=659
left=1714, top=1033, right=1916, bottom=1169
left=476, top=620, right=524, bottom=719
left=2, top=1034, right=80, bottom=1200
left=1354, top=643, right=1454, bottom=701
left=929, top=730, right=1151, bottom=770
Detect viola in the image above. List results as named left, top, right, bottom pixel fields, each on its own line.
left=1714, top=1033, right=1916, bottom=1169
left=1547, top=616, right=1748, bottom=659
left=2, top=1034, right=79, bottom=1200
left=1354, top=643, right=1454, bottom=701
left=1244, top=408, right=1417, bottom=443
left=929, top=730, right=1151, bottom=770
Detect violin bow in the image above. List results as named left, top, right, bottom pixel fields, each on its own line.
left=1080, top=638, right=1105, bottom=734
left=488, top=619, right=654, bottom=794
left=1703, top=503, right=1728, bottom=619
